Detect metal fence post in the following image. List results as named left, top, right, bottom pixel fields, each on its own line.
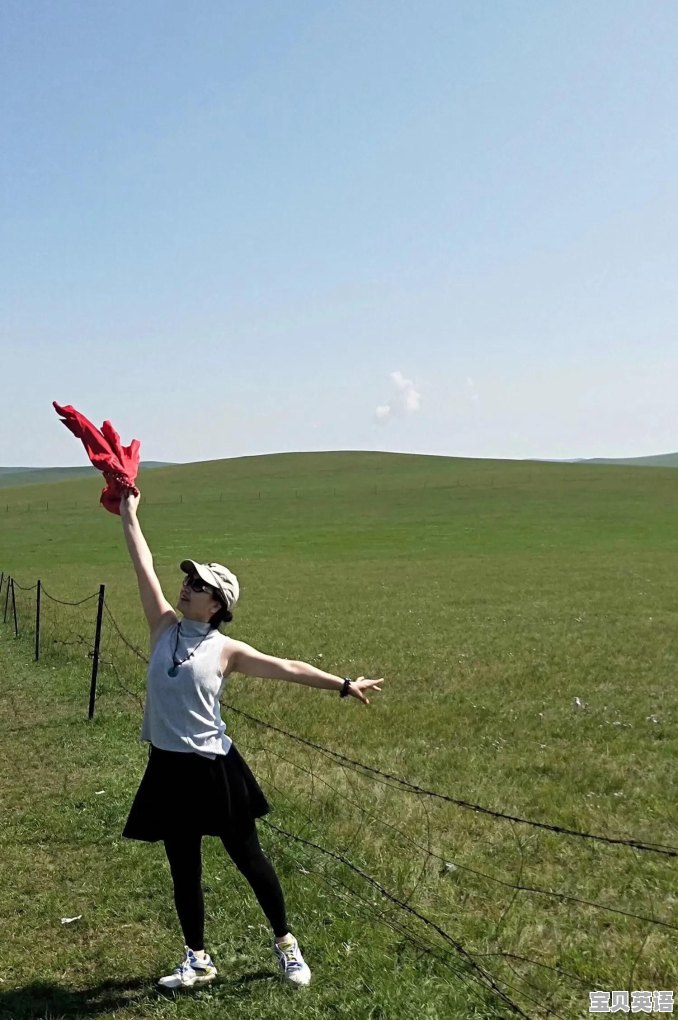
left=3, top=575, right=9, bottom=622
left=35, top=580, right=41, bottom=660
left=88, top=584, right=106, bottom=720
left=11, top=579, right=18, bottom=637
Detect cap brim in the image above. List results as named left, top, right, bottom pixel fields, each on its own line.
left=180, top=560, right=229, bottom=606
left=180, top=559, right=202, bottom=578
left=180, top=559, right=216, bottom=587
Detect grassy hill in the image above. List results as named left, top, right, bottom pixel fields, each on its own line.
left=0, top=462, right=172, bottom=488
left=0, top=450, right=676, bottom=1019
left=575, top=451, right=678, bottom=467
left=3, top=446, right=676, bottom=495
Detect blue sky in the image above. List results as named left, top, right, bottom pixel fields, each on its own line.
left=2, top=1, right=677, bottom=466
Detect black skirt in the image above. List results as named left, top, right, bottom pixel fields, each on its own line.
left=123, top=743, right=271, bottom=843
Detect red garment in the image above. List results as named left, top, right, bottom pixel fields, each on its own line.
left=53, top=402, right=140, bottom=515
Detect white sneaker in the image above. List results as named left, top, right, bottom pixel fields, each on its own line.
left=158, top=946, right=218, bottom=989
left=273, top=934, right=311, bottom=987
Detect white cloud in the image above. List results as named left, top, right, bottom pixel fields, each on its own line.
left=374, top=371, right=422, bottom=423
left=404, top=387, right=421, bottom=412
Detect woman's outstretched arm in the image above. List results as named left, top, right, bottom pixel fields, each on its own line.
left=227, top=641, right=384, bottom=706
left=120, top=491, right=177, bottom=640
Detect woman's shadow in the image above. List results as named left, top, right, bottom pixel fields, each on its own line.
left=0, top=970, right=274, bottom=1018
left=0, top=978, right=150, bottom=1020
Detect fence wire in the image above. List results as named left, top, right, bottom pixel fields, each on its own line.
left=96, top=601, right=147, bottom=711
left=10, top=578, right=33, bottom=641
left=39, top=586, right=99, bottom=670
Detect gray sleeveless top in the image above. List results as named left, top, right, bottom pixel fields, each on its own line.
left=141, top=618, right=232, bottom=758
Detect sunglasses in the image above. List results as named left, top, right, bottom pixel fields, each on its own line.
left=181, top=575, right=215, bottom=596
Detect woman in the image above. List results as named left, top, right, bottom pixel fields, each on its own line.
left=119, top=490, right=384, bottom=990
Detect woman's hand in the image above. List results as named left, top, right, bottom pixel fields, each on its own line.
left=121, top=489, right=141, bottom=517
left=349, top=676, right=384, bottom=706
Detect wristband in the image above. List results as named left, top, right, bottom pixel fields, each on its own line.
left=340, top=677, right=352, bottom=698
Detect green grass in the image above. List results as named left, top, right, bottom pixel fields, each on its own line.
left=1, top=451, right=677, bottom=1019
left=0, top=463, right=171, bottom=489
left=580, top=452, right=678, bottom=468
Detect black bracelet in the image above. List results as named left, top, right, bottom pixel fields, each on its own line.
left=340, top=676, right=352, bottom=698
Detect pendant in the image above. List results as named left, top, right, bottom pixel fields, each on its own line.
left=168, top=665, right=179, bottom=677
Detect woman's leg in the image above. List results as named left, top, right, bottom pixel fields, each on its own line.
left=163, top=833, right=205, bottom=950
left=220, top=824, right=289, bottom=938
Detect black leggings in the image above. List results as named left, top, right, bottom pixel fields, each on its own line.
left=163, top=825, right=289, bottom=950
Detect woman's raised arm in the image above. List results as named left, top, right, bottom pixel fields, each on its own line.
left=120, top=491, right=176, bottom=639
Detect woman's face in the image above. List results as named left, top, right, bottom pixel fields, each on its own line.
left=177, top=574, right=222, bottom=621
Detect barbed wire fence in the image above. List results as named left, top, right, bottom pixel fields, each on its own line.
left=1, top=568, right=676, bottom=1018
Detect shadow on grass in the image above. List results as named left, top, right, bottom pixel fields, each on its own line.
left=0, top=970, right=278, bottom=1018
left=0, top=978, right=150, bottom=1019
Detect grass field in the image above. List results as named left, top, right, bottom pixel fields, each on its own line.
left=1, top=451, right=677, bottom=1020
left=0, top=463, right=171, bottom=490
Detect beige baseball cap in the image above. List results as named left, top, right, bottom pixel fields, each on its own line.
left=180, top=559, right=240, bottom=611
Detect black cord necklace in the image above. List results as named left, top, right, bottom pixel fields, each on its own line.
left=168, top=622, right=211, bottom=677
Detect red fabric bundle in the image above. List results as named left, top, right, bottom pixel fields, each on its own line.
left=53, top=401, right=141, bottom=515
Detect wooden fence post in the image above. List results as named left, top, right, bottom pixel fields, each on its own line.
left=88, top=585, right=106, bottom=720
left=35, top=580, right=41, bottom=660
